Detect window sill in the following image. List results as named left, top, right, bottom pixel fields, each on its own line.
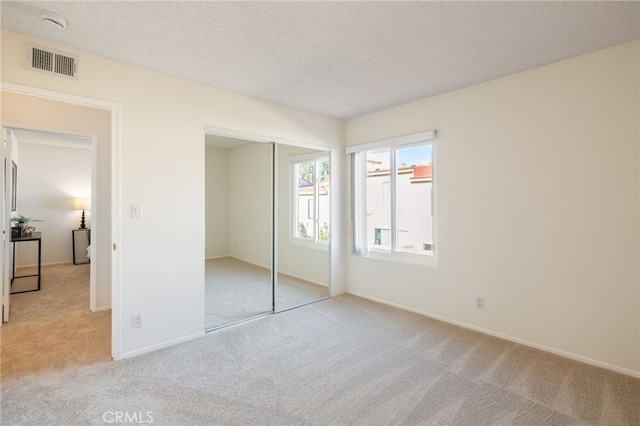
left=291, top=238, right=329, bottom=251
left=361, top=248, right=437, bottom=267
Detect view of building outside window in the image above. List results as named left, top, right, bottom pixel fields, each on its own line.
left=366, top=151, right=391, bottom=248
left=294, top=158, right=330, bottom=243
left=366, top=144, right=433, bottom=254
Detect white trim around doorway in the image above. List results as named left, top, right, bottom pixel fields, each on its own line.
left=1, top=82, right=122, bottom=360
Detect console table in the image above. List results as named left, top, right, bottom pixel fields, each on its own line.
left=11, top=232, right=42, bottom=294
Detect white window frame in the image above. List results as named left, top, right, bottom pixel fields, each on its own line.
left=289, top=152, right=330, bottom=250
left=348, top=130, right=437, bottom=266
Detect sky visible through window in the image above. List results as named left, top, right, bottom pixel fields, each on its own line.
left=368, top=145, right=431, bottom=170
left=398, top=145, right=431, bottom=167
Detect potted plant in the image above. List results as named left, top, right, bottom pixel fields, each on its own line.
left=11, top=215, right=42, bottom=237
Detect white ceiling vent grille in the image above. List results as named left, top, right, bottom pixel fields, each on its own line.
left=27, top=44, right=78, bottom=80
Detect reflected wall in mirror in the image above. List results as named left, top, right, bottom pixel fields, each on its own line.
left=276, top=144, right=330, bottom=311
left=205, top=135, right=273, bottom=330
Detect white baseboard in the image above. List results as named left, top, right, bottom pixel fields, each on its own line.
left=45, top=261, right=74, bottom=266
left=278, top=271, right=328, bottom=288
left=15, top=260, right=72, bottom=268
left=92, top=305, right=111, bottom=312
left=229, top=255, right=270, bottom=270
left=206, top=255, right=267, bottom=268
left=215, top=256, right=329, bottom=288
left=118, top=331, right=205, bottom=360
left=348, top=291, right=640, bottom=379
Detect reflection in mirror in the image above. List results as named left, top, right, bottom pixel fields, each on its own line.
left=276, top=144, right=330, bottom=311
left=204, top=135, right=273, bottom=330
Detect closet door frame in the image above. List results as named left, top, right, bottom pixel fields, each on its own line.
left=204, top=125, right=332, bottom=317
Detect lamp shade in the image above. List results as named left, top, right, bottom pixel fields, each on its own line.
left=74, top=197, right=90, bottom=210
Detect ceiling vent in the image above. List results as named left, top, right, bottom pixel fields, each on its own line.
left=27, top=44, right=78, bottom=80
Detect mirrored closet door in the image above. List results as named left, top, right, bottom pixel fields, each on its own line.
left=204, top=131, right=331, bottom=331
left=204, top=136, right=274, bottom=330
left=275, top=144, right=330, bottom=311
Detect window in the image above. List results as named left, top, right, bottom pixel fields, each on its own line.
left=349, top=131, right=436, bottom=263
left=291, top=154, right=330, bottom=246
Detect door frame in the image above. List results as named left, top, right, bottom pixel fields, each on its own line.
left=2, top=128, right=16, bottom=323
left=1, top=82, right=122, bottom=360
left=2, top=126, right=97, bottom=309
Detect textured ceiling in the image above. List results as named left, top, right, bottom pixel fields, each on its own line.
left=1, top=1, right=638, bottom=119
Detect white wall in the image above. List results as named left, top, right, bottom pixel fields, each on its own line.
left=346, top=41, right=640, bottom=375
left=1, top=92, right=112, bottom=311
left=205, top=146, right=230, bottom=259
left=1, top=29, right=345, bottom=358
left=15, top=142, right=91, bottom=267
left=229, top=143, right=273, bottom=268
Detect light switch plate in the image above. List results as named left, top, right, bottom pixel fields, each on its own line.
left=131, top=204, right=143, bottom=219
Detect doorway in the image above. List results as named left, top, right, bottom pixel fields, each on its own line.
left=1, top=84, right=121, bottom=360
left=4, top=128, right=94, bottom=300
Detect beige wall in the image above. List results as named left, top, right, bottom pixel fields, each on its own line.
left=229, top=142, right=273, bottom=268
left=205, top=146, right=230, bottom=259
left=346, top=41, right=640, bottom=375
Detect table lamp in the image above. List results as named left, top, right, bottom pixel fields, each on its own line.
left=74, top=197, right=90, bottom=229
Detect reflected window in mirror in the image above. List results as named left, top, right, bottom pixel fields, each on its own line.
left=290, top=153, right=330, bottom=247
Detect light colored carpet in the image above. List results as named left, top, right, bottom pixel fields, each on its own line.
left=276, top=272, right=329, bottom=311
left=205, top=257, right=329, bottom=330
left=1, top=263, right=111, bottom=379
left=2, top=292, right=638, bottom=425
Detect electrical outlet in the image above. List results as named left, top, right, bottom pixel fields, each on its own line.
left=132, top=313, right=143, bottom=328
left=475, top=297, right=485, bottom=310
